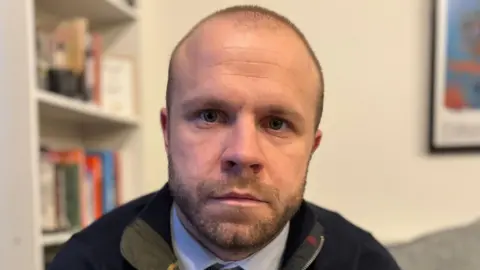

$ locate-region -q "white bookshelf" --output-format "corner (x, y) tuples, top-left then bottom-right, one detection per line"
(37, 90), (139, 127)
(0, 0), (144, 269)
(36, 0), (137, 24)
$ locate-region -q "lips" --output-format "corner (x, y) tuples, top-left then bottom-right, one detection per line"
(212, 192), (263, 202)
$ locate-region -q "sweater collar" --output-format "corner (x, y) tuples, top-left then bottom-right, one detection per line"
(120, 183), (325, 270)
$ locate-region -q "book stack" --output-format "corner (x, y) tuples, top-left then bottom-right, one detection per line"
(39, 147), (122, 233)
(36, 17), (103, 105)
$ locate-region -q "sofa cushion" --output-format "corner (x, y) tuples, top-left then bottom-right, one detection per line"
(387, 219), (480, 270)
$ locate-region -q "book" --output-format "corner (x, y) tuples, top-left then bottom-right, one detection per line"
(86, 150), (117, 214)
(39, 147), (122, 233)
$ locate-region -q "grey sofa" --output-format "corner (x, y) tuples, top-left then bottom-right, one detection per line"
(387, 219), (480, 270)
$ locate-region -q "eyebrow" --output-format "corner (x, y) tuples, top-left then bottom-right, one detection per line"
(180, 95), (236, 112)
(180, 95), (305, 124)
(258, 104), (305, 124)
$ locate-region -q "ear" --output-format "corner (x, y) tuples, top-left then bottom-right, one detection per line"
(311, 129), (322, 154)
(160, 108), (169, 151)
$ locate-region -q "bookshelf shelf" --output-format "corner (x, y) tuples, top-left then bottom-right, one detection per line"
(37, 90), (139, 127)
(1, 0), (146, 269)
(35, 0), (136, 25)
(42, 230), (78, 247)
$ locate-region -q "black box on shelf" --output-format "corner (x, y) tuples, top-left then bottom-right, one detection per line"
(47, 69), (91, 101)
(124, 0), (136, 7)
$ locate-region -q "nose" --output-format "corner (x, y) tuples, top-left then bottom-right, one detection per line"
(221, 118), (264, 175)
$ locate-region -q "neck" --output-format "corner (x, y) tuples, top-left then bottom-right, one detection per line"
(174, 205), (256, 261)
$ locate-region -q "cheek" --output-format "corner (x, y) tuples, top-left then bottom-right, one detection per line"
(169, 121), (225, 178)
(264, 141), (310, 193)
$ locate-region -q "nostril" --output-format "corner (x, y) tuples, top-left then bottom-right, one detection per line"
(222, 160), (236, 170)
(250, 164), (262, 174)
(221, 158), (263, 174)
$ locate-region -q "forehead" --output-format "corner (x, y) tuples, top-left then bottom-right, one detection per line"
(171, 17), (319, 114)
(181, 17), (317, 78)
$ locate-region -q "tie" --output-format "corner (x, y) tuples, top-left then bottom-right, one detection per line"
(204, 263), (244, 270)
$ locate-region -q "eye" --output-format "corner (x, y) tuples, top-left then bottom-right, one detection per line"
(199, 109), (221, 123)
(267, 118), (288, 131)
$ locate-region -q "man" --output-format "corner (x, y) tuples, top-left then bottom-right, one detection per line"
(49, 5), (400, 270)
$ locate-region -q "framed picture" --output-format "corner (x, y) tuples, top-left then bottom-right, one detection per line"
(430, 0), (480, 152)
(101, 54), (137, 117)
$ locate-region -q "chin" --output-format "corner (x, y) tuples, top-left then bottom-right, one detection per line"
(203, 203), (273, 224)
(206, 222), (274, 250)
(196, 207), (281, 246)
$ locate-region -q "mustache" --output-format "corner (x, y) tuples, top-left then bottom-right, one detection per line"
(196, 176), (279, 203)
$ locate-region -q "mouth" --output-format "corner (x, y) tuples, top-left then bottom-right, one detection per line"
(210, 192), (265, 205)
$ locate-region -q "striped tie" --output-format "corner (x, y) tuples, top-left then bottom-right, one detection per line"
(204, 263), (244, 270)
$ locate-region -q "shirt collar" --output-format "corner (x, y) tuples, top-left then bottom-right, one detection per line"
(171, 205), (290, 270)
(120, 184), (325, 270)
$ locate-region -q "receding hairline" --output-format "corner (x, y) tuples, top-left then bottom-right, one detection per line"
(166, 5), (325, 128)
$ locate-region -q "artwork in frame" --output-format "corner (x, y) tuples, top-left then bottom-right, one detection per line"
(101, 54), (137, 118)
(430, 0), (480, 152)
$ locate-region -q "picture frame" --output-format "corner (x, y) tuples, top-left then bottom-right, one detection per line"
(101, 54), (138, 117)
(429, 0), (480, 153)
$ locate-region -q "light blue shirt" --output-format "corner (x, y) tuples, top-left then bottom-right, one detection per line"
(171, 205), (289, 270)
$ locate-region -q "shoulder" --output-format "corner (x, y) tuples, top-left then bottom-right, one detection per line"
(306, 202), (401, 270)
(307, 202), (371, 243)
(75, 192), (155, 245)
(48, 192), (156, 269)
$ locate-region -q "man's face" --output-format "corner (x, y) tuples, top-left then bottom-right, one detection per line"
(162, 18), (322, 251)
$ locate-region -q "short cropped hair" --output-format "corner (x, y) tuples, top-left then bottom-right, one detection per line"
(166, 5), (325, 129)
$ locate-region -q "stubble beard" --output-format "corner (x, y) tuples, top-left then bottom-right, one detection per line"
(167, 154), (306, 254)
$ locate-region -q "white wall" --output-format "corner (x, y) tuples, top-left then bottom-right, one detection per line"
(139, 0), (480, 244)
(138, 0), (169, 195)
